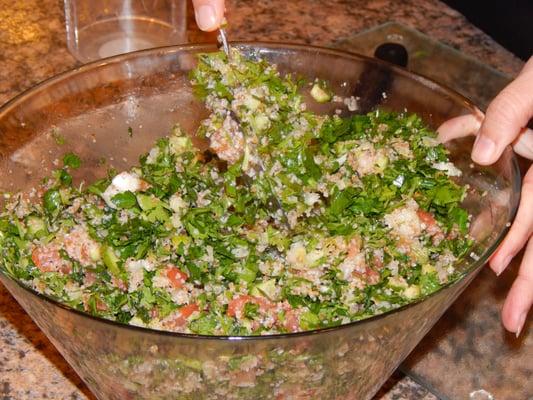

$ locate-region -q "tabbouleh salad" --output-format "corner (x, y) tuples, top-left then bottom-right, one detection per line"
(0, 48), (472, 336)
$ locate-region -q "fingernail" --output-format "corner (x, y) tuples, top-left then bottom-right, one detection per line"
(195, 5), (218, 31)
(496, 256), (512, 276)
(472, 135), (497, 164)
(516, 311), (527, 338)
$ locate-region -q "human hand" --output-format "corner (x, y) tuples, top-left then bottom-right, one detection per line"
(192, 0), (226, 32)
(473, 56), (533, 336)
(437, 57), (532, 335)
(438, 57), (533, 337)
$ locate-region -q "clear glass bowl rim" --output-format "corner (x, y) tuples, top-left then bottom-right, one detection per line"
(0, 41), (521, 341)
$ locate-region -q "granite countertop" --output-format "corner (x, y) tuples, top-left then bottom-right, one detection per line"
(0, 1), (524, 399)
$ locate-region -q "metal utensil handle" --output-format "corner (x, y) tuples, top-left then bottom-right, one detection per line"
(219, 28), (231, 58)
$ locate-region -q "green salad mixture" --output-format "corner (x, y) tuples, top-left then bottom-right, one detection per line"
(0, 49), (472, 335)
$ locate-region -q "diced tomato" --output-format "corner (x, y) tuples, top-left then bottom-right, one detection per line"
(227, 295), (272, 319)
(82, 294), (108, 312)
(209, 125), (245, 164)
(447, 230), (458, 240)
(417, 209), (438, 229)
(96, 298), (108, 311)
(346, 237), (361, 259)
(31, 245), (71, 274)
(417, 209), (444, 241)
(365, 267), (381, 285)
(282, 309), (300, 333)
(150, 307), (160, 319)
(227, 295), (252, 318)
(166, 303), (200, 330)
(84, 271), (97, 286)
(63, 227), (99, 266)
(111, 276), (128, 292)
(353, 267), (380, 285)
(166, 265), (188, 289)
(373, 254), (384, 269)
(179, 303), (199, 318)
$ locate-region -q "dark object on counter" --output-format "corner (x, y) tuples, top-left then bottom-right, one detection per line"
(374, 42), (409, 67)
(353, 42), (409, 113)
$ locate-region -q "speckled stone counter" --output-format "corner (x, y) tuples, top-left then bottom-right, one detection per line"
(0, 1), (525, 399)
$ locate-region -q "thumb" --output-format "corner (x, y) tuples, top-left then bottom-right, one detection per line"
(472, 56), (533, 165)
(192, 0), (225, 32)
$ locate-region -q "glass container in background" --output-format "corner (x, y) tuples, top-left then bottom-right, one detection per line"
(64, 0), (187, 63)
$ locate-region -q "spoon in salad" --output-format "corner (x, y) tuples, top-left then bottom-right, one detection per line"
(219, 28), (231, 57)
(218, 29), (291, 229)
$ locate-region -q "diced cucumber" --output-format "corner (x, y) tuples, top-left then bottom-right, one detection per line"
(171, 234), (191, 247)
(250, 279), (277, 301)
(413, 247), (429, 264)
(376, 155), (389, 171)
(13, 218), (26, 238)
(169, 194), (187, 213)
(403, 285), (421, 299)
(251, 114), (270, 133)
(387, 276), (407, 290)
(422, 264), (436, 274)
(310, 83), (331, 103)
(299, 310), (320, 330)
(59, 188), (72, 204)
(136, 194), (158, 211)
(26, 216), (47, 238)
(102, 244), (121, 277)
(238, 264), (257, 284)
(244, 95), (261, 111)
(89, 244), (101, 262)
(146, 206), (169, 223)
(169, 135), (192, 154)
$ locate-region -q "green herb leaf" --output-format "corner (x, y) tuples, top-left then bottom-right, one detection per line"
(111, 191), (137, 209)
(43, 189), (62, 216)
(63, 152), (81, 169)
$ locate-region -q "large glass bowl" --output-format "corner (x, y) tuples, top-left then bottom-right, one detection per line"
(0, 43), (520, 400)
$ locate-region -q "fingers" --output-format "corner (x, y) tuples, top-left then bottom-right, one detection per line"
(437, 114), (533, 159)
(490, 165), (533, 274)
(192, 0), (225, 32)
(472, 57), (533, 165)
(512, 127), (533, 159)
(501, 237), (533, 336)
(437, 111), (483, 143)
